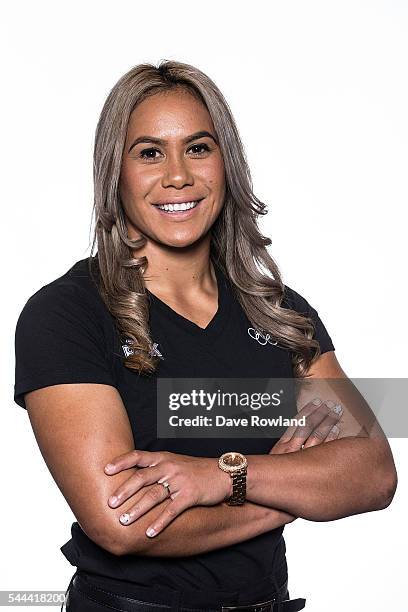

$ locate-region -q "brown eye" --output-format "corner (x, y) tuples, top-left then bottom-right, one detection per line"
(188, 143), (210, 155)
(140, 148), (162, 161)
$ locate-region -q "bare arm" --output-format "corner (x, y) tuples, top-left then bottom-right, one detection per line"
(245, 352), (398, 521)
(25, 383), (293, 557)
(246, 437), (395, 520)
(124, 497), (295, 556)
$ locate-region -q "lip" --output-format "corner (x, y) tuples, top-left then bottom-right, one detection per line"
(151, 198), (205, 219)
(152, 197), (205, 206)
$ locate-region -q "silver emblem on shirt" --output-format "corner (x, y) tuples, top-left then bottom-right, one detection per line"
(150, 342), (164, 359)
(247, 327), (279, 347)
(121, 338), (164, 359)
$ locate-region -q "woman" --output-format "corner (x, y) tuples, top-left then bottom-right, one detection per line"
(14, 60), (397, 611)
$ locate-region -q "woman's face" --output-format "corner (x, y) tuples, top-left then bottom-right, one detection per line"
(119, 88), (226, 248)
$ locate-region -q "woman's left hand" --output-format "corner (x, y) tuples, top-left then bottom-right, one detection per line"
(104, 450), (232, 536)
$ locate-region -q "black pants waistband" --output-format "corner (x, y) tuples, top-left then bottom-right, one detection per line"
(65, 570), (306, 611)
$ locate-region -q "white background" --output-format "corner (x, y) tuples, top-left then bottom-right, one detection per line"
(1, 1), (407, 610)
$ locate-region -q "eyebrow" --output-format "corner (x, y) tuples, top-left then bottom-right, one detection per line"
(127, 130), (218, 153)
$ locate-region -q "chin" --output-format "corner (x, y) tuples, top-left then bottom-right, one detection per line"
(157, 231), (206, 249)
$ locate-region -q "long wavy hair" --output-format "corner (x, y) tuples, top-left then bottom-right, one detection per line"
(88, 60), (321, 378)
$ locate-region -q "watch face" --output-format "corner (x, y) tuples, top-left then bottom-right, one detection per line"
(224, 452), (244, 467)
(219, 452), (247, 473)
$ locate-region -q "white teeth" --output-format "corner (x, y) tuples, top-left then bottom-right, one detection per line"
(155, 200), (199, 212)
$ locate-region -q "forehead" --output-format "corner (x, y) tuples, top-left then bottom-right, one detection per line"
(126, 89), (214, 138)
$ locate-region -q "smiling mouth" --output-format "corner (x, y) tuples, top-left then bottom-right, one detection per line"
(152, 198), (204, 213)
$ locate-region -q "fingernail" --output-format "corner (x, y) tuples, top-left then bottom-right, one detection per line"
(325, 400), (336, 409)
(119, 513), (130, 524)
(146, 528), (156, 537)
(312, 398), (322, 406)
(332, 404), (343, 415)
(109, 496), (118, 506)
(105, 464), (115, 472)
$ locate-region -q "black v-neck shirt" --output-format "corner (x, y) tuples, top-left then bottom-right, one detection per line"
(14, 255), (335, 597)
(146, 262), (230, 339)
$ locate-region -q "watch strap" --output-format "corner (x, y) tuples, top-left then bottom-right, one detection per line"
(227, 466), (247, 505)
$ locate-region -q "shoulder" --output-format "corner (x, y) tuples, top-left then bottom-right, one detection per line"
(280, 283), (336, 355)
(280, 283), (315, 315)
(18, 256), (106, 322)
(15, 257), (115, 345)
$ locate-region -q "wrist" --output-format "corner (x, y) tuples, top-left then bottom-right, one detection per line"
(218, 452), (248, 505)
(218, 461), (233, 499)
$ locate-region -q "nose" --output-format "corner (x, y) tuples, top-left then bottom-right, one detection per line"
(161, 151), (194, 189)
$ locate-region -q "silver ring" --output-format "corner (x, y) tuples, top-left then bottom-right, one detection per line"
(159, 480), (171, 496)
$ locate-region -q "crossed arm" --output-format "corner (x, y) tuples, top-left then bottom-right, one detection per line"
(25, 352), (397, 558)
(108, 434), (394, 557)
(115, 495), (296, 557)
(241, 353), (397, 521)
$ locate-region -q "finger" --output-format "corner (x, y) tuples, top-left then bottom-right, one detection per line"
(108, 465), (165, 507)
(118, 484), (171, 525)
(302, 408), (343, 448)
(272, 398), (332, 452)
(145, 494), (188, 537)
(290, 400), (341, 445)
(272, 401), (340, 453)
(317, 405), (343, 435)
(324, 424), (341, 442)
(105, 450), (164, 474)
(302, 427), (328, 448)
(278, 398), (324, 444)
(304, 405), (343, 446)
(276, 423), (298, 445)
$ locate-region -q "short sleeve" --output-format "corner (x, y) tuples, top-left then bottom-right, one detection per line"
(14, 283), (116, 410)
(282, 285), (335, 355)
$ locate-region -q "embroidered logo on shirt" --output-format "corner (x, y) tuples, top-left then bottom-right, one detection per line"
(121, 338), (133, 357)
(150, 342), (164, 359)
(247, 327), (279, 347)
(121, 338), (164, 360)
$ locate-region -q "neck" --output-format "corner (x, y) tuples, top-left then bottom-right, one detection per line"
(133, 236), (217, 299)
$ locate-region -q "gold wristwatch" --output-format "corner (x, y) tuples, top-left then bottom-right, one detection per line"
(218, 452), (248, 505)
